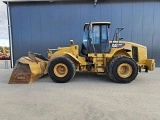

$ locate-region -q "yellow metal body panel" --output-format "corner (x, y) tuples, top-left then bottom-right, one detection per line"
(111, 41), (147, 62)
(146, 59), (155, 71)
(87, 47), (131, 73)
(46, 44), (87, 73)
(47, 39), (155, 74)
(110, 41), (155, 70)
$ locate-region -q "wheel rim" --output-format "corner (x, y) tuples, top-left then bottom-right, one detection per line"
(54, 63), (68, 77)
(117, 63), (132, 78)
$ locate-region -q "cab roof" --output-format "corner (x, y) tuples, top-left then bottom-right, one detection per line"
(85, 22), (111, 25)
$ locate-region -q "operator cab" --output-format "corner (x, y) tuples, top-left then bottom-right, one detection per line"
(81, 22), (111, 56)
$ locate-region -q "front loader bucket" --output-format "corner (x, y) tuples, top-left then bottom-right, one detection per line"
(9, 55), (48, 84)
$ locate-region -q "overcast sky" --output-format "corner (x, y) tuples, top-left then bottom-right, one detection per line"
(0, 0), (9, 47)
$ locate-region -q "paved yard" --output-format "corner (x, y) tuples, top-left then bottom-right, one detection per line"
(0, 60), (160, 120)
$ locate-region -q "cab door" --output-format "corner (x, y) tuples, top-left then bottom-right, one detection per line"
(91, 24), (110, 53)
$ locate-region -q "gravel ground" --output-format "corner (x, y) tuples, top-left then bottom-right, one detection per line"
(0, 60), (160, 120)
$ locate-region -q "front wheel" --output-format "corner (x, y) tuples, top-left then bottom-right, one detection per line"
(108, 56), (138, 83)
(48, 56), (76, 83)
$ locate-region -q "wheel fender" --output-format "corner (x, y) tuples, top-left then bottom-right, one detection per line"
(44, 52), (81, 74)
(113, 49), (131, 57)
(64, 52), (81, 64)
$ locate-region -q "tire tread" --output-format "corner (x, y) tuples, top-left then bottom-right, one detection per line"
(48, 56), (76, 83)
(108, 56), (138, 83)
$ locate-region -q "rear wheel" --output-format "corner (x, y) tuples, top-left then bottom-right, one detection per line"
(48, 56), (76, 83)
(108, 56), (138, 83)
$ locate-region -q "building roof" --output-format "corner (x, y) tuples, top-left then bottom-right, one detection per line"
(3, 0), (96, 3)
(3, 0), (157, 4)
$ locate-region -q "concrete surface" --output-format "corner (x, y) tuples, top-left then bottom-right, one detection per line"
(0, 60), (160, 120)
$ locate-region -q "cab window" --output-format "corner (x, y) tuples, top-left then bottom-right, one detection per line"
(92, 25), (100, 44)
(101, 25), (107, 41)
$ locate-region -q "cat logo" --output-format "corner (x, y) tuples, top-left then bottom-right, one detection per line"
(111, 43), (125, 48)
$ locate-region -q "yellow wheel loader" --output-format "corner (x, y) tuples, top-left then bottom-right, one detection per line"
(9, 22), (155, 84)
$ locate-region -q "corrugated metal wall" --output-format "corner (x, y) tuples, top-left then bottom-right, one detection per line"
(9, 1), (160, 66)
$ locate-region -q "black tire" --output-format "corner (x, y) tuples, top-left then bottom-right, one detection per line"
(107, 59), (119, 83)
(106, 60), (112, 78)
(108, 56), (138, 83)
(48, 56), (76, 83)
